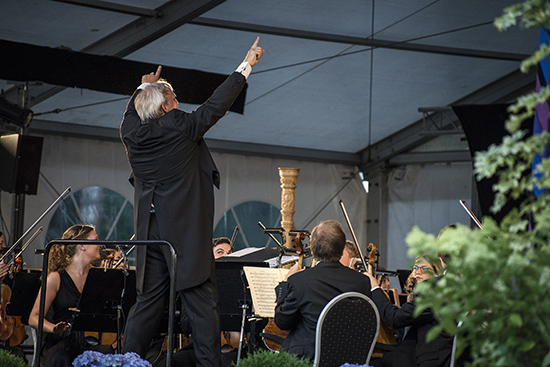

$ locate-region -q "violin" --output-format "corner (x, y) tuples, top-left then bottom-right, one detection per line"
(366, 243), (378, 276)
(338, 200), (396, 349)
(3, 223), (49, 347)
(13, 256), (23, 273)
(364, 243), (396, 348)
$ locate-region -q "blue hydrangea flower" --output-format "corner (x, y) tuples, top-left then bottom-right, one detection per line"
(73, 351), (152, 367)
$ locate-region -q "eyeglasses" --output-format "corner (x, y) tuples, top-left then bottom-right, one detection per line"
(412, 265), (432, 273)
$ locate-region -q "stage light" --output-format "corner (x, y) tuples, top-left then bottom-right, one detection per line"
(359, 171), (369, 194)
(0, 97), (33, 128)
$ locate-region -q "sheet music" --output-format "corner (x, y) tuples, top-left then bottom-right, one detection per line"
(225, 247), (264, 257)
(243, 266), (289, 318)
(264, 255), (299, 268)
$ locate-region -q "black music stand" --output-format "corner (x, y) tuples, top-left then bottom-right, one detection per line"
(215, 260), (269, 357)
(397, 269), (412, 292)
(71, 268), (137, 352)
(5, 270), (42, 324)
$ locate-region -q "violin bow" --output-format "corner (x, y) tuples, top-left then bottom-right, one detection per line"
(459, 200), (483, 229)
(1, 187), (71, 263)
(113, 234), (136, 269)
(230, 226), (240, 248)
(11, 227), (42, 267)
(338, 199), (367, 271)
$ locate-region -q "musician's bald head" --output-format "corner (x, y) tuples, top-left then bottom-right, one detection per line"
(311, 220), (346, 263)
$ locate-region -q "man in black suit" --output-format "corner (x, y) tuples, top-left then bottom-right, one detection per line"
(120, 38), (264, 367)
(274, 220), (372, 359)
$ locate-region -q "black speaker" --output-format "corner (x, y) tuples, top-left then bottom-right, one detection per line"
(0, 134), (43, 195)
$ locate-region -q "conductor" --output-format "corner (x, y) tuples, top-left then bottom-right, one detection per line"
(120, 38), (265, 366)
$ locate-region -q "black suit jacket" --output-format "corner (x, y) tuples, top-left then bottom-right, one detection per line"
(371, 288), (453, 367)
(274, 261), (372, 359)
(120, 72), (246, 291)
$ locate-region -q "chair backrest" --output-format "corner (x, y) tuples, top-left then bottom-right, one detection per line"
(313, 292), (380, 367)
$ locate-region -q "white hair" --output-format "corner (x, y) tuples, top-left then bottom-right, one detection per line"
(134, 81), (173, 121)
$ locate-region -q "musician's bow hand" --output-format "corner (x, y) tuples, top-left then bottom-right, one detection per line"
(283, 262), (303, 282)
(53, 322), (70, 337)
(364, 272), (379, 289)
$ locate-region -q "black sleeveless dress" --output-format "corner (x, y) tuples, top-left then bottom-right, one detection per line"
(40, 271), (111, 367)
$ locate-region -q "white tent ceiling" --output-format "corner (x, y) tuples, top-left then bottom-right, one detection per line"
(0, 0), (539, 169)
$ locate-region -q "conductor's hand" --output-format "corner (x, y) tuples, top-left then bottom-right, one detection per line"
(141, 65), (162, 84)
(244, 37), (265, 67)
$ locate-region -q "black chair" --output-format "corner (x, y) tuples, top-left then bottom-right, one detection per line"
(313, 292), (380, 367)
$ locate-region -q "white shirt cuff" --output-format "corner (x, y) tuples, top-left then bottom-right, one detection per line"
(235, 62), (251, 79)
(371, 286), (381, 292)
(138, 82), (150, 90)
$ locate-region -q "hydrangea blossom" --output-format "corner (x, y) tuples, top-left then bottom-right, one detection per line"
(73, 351), (152, 367)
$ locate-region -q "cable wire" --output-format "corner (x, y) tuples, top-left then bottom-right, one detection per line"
(367, 0), (375, 161)
(254, 20), (495, 75)
(34, 96), (128, 117)
(247, 3), (493, 105)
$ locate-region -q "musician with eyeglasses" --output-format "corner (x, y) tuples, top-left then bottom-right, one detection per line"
(365, 256), (453, 367)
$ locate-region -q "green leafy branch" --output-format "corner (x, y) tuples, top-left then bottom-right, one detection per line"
(407, 1), (550, 366)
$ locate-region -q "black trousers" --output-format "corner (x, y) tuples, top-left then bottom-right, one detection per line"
(123, 214), (221, 367)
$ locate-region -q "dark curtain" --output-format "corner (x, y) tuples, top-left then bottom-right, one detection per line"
(0, 39), (247, 114)
(453, 104), (531, 225)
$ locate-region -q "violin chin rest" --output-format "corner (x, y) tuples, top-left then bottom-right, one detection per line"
(84, 335), (100, 347)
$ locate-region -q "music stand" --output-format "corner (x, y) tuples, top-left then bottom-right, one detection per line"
(397, 269), (412, 293)
(215, 260), (269, 358)
(71, 268), (136, 352)
(216, 261), (258, 331)
(5, 270), (42, 324)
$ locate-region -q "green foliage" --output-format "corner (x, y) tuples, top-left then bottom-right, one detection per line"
(406, 1), (550, 366)
(494, 0), (550, 31)
(0, 349), (28, 367)
(231, 350), (312, 367)
(408, 221), (550, 367)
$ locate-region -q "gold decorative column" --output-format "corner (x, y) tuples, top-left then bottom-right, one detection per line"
(279, 167), (300, 248)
